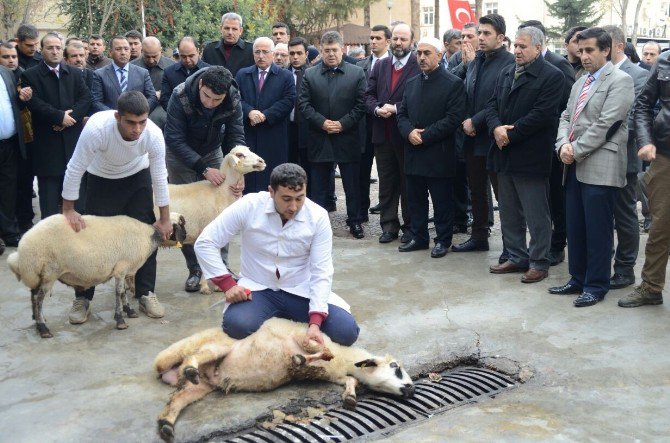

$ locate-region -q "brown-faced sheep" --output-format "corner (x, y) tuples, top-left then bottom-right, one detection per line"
(7, 213), (186, 338)
(153, 318), (415, 442)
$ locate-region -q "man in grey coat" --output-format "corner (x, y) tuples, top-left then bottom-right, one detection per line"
(298, 31), (367, 239)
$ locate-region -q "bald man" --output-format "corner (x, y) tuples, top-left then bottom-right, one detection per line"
(132, 36), (174, 128)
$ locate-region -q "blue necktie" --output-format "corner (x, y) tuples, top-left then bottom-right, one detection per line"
(118, 68), (127, 92)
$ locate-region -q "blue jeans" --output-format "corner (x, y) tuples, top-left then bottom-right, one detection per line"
(222, 289), (360, 346)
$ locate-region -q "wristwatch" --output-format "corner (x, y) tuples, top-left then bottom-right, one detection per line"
(202, 167), (210, 177)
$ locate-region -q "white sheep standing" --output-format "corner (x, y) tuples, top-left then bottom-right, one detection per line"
(153, 318), (415, 442)
(154, 145), (265, 294)
(7, 213), (186, 338)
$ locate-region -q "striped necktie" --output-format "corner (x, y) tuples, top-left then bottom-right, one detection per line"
(569, 74), (595, 142)
(118, 68), (127, 92)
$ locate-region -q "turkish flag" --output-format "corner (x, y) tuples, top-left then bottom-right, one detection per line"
(448, 0), (475, 30)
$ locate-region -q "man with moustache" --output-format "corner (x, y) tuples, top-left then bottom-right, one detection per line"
(160, 36), (210, 110)
(64, 41), (94, 90)
(447, 22), (477, 78)
(273, 43), (290, 69)
(202, 12), (254, 77)
(365, 23), (420, 244)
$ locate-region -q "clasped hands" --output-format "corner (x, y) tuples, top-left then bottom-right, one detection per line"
(322, 119), (343, 134)
(248, 110), (266, 126)
(53, 109), (76, 132)
(493, 125), (514, 149)
(376, 103), (396, 118)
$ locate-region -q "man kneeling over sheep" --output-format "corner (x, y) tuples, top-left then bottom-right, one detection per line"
(195, 163), (359, 346)
(60, 91), (173, 324)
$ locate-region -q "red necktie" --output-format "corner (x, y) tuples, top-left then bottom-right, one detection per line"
(569, 74), (595, 142)
(258, 70), (266, 92)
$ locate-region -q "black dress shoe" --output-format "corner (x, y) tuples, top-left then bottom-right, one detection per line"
(369, 203), (381, 214)
(609, 273), (635, 290)
(400, 231), (412, 243)
(498, 247), (509, 264)
(573, 292), (604, 307)
(379, 232), (398, 243)
(453, 224), (468, 234)
(185, 269), (203, 292)
(452, 238), (489, 252)
(431, 242), (450, 258)
(548, 249), (565, 266)
(398, 239), (429, 252)
(548, 282), (582, 295)
(350, 224), (365, 239)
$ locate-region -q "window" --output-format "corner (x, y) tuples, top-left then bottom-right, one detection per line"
(485, 2), (498, 14)
(422, 6), (434, 25)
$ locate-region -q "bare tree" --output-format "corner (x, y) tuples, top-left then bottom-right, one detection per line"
(434, 0), (440, 38)
(631, 0), (644, 46)
(411, 0), (420, 36)
(612, 0), (630, 39)
(475, 0), (482, 18)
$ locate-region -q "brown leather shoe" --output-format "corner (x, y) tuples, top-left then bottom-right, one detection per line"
(521, 268), (549, 283)
(489, 260), (529, 274)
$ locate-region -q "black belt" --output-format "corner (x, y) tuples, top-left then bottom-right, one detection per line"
(0, 134), (17, 145)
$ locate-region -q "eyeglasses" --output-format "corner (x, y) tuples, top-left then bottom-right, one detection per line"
(254, 50), (272, 55)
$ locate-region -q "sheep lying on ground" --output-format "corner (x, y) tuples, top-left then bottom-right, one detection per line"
(153, 318), (415, 442)
(7, 213), (186, 338)
(156, 145), (265, 294)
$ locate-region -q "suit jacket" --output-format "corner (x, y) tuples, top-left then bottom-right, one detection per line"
(131, 55), (175, 91)
(556, 62), (634, 188)
(0, 66), (26, 158)
(160, 59), (210, 110)
(364, 54), (421, 147)
(485, 55), (565, 177)
(202, 38), (254, 77)
(634, 51), (670, 158)
(397, 68), (466, 177)
(618, 58), (650, 173)
(91, 63), (158, 113)
(544, 49), (575, 113)
(20, 62), (91, 176)
(298, 61), (366, 163)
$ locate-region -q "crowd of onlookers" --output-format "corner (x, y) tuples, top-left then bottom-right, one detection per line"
(1, 11), (670, 314)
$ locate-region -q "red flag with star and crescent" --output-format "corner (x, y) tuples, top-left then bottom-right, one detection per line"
(448, 0), (476, 29)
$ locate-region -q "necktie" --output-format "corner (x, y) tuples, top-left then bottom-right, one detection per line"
(50, 67), (59, 79)
(569, 74), (595, 142)
(394, 60), (403, 70)
(118, 68), (127, 92)
(291, 69), (303, 122)
(258, 70), (266, 92)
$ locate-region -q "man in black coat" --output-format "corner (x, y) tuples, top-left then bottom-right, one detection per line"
(15, 24), (42, 70)
(287, 37), (311, 189)
(202, 12), (254, 77)
(298, 31), (367, 239)
(453, 14), (515, 254)
(20, 33), (90, 219)
(397, 37), (466, 258)
(160, 36), (210, 110)
(485, 26), (564, 283)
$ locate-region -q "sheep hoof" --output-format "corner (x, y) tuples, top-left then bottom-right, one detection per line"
(123, 304), (138, 318)
(158, 419), (174, 442)
(36, 323), (53, 338)
(292, 354), (306, 366)
(199, 287), (212, 295)
(184, 366), (200, 385)
(114, 313), (128, 330)
(343, 395), (357, 410)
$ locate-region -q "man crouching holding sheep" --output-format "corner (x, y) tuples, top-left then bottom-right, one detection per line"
(195, 163), (359, 346)
(61, 91), (173, 323)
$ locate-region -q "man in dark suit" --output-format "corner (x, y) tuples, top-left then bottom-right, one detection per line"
(486, 26), (564, 283)
(0, 65), (28, 248)
(131, 36), (174, 129)
(365, 23), (419, 244)
(551, 27), (634, 307)
(64, 41), (94, 91)
(453, 14), (515, 254)
(603, 25), (650, 290)
(298, 31), (367, 239)
(235, 37), (295, 193)
(20, 33), (91, 219)
(397, 37), (465, 258)
(91, 36), (157, 114)
(15, 24), (42, 70)
(287, 37), (310, 185)
(202, 12), (254, 77)
(160, 36), (210, 110)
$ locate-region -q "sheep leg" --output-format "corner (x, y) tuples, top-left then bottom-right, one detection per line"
(292, 348), (335, 366)
(342, 376), (359, 410)
(32, 287), (53, 338)
(121, 290), (138, 318)
(180, 342), (232, 385)
(114, 277), (128, 330)
(198, 278), (212, 295)
(157, 381), (214, 442)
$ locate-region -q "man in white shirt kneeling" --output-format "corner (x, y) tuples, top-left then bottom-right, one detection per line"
(195, 163), (359, 346)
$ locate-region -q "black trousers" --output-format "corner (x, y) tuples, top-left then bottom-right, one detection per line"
(312, 161), (361, 225)
(549, 153), (567, 252)
(453, 159), (470, 226)
(288, 122), (312, 199)
(375, 141), (409, 234)
(15, 144), (34, 227)
(358, 125), (375, 219)
(406, 174), (454, 246)
(76, 169), (157, 300)
(0, 136), (20, 240)
(465, 150), (498, 241)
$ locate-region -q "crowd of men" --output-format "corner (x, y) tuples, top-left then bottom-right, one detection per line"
(2, 12), (670, 326)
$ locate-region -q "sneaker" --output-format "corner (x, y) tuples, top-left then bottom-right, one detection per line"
(69, 297), (91, 324)
(618, 285), (663, 308)
(139, 292), (165, 318)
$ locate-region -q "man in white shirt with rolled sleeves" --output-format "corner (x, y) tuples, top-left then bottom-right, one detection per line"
(195, 163), (359, 346)
(61, 91), (172, 324)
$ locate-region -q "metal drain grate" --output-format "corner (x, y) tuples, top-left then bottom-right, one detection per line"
(219, 366), (516, 442)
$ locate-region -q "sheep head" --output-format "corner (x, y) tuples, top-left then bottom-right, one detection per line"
(225, 145), (266, 175)
(352, 356), (415, 398)
(162, 213), (187, 248)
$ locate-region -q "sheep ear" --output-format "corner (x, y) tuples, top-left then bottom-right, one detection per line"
(354, 359), (378, 368)
(178, 215), (185, 227)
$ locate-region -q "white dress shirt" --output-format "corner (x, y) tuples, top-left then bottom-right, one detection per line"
(195, 192), (350, 315)
(0, 75), (16, 140)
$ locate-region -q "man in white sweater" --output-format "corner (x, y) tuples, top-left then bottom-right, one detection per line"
(61, 91), (172, 324)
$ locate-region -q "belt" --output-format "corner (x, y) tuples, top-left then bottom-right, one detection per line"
(0, 134), (17, 145)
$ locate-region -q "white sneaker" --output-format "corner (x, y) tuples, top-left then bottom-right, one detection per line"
(69, 297), (91, 324)
(139, 292), (165, 318)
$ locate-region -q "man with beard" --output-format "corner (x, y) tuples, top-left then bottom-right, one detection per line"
(364, 23), (419, 244)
